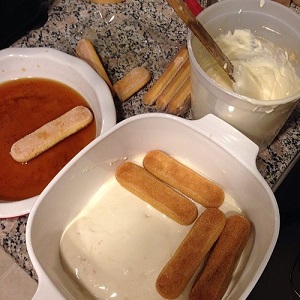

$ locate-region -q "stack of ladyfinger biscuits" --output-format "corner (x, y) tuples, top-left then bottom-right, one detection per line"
(143, 47), (191, 116)
(76, 39), (192, 116)
(115, 150), (252, 300)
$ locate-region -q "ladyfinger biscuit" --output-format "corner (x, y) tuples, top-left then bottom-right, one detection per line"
(143, 150), (224, 208)
(10, 106), (93, 163)
(190, 215), (252, 300)
(156, 208), (226, 299)
(143, 47), (189, 105)
(76, 39), (115, 96)
(273, 0), (291, 6)
(166, 77), (191, 115)
(113, 67), (151, 102)
(115, 162), (198, 225)
(156, 59), (190, 110)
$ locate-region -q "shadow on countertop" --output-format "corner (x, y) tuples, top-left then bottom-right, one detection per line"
(248, 159), (300, 299)
(0, 0), (48, 49)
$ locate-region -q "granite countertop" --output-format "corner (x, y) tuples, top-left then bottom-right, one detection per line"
(0, 0), (299, 281)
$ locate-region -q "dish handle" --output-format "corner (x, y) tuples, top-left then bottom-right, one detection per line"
(186, 114), (260, 173)
(32, 278), (65, 300)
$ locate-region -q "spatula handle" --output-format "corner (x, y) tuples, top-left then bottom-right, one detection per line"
(167, 0), (235, 81)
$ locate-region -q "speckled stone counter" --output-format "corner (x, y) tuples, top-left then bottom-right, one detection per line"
(0, 0), (299, 281)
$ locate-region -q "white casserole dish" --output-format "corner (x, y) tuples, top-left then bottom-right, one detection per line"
(26, 113), (279, 299)
(0, 47), (116, 218)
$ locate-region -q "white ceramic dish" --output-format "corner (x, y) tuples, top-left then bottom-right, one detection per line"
(0, 47), (116, 218)
(26, 113), (279, 300)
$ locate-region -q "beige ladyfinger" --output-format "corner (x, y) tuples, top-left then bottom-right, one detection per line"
(166, 75), (191, 115)
(272, 0), (291, 6)
(75, 39), (115, 96)
(155, 59), (190, 110)
(10, 106), (93, 163)
(113, 67), (151, 102)
(156, 208), (226, 299)
(190, 215), (252, 300)
(143, 150), (224, 208)
(143, 47), (189, 105)
(115, 161), (198, 225)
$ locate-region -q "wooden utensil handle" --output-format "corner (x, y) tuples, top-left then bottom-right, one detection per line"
(167, 0), (235, 81)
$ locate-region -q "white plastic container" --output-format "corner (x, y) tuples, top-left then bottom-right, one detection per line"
(187, 0), (300, 151)
(26, 113), (279, 300)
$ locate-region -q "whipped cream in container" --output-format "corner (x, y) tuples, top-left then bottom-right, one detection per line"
(188, 0), (300, 151)
(201, 29), (300, 101)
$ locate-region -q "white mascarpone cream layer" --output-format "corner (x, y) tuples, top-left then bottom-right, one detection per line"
(60, 171), (241, 299)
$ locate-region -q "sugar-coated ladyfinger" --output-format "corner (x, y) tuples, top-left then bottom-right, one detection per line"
(76, 39), (115, 96)
(143, 47), (189, 105)
(143, 150), (224, 208)
(155, 59), (190, 110)
(115, 162), (198, 225)
(190, 214), (252, 300)
(156, 208), (226, 299)
(113, 67), (151, 102)
(166, 77), (191, 115)
(10, 106), (93, 163)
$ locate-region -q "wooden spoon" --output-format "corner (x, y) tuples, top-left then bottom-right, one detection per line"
(167, 0), (235, 81)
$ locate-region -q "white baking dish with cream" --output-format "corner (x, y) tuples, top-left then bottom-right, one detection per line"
(26, 113), (279, 299)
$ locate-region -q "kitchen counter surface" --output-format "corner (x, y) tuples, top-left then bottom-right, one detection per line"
(0, 0), (299, 281)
